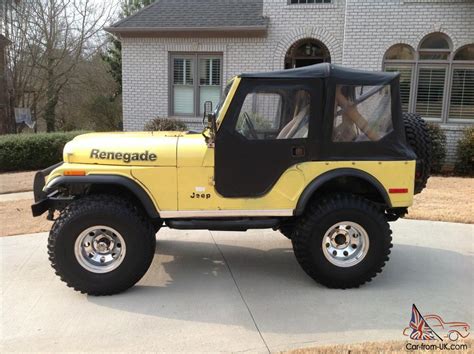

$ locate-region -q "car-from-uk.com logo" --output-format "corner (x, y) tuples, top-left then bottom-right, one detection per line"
(403, 304), (470, 351)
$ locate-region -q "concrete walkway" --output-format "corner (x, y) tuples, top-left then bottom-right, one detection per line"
(0, 191), (34, 202)
(1, 220), (473, 352)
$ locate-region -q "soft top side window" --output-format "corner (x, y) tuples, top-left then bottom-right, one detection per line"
(235, 88), (311, 140)
(332, 85), (393, 143)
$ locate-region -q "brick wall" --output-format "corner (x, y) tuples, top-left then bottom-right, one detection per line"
(342, 0), (474, 70)
(120, 0), (473, 166)
(341, 0), (474, 166)
(121, 37), (271, 131)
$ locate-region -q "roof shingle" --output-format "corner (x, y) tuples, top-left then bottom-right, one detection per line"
(107, 0), (267, 33)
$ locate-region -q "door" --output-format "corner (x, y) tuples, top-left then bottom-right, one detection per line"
(215, 78), (322, 198)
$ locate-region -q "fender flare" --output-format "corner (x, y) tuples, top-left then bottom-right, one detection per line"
(294, 168), (391, 216)
(44, 175), (160, 219)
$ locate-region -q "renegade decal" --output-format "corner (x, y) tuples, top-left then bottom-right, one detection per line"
(90, 149), (157, 163)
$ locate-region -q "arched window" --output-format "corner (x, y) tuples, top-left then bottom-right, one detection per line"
(454, 45), (474, 61)
(383, 33), (473, 122)
(415, 33), (452, 119)
(419, 33), (451, 60)
(383, 44), (415, 112)
(450, 44), (474, 120)
(285, 38), (331, 69)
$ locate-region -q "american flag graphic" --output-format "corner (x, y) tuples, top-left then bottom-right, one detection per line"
(409, 304), (442, 341)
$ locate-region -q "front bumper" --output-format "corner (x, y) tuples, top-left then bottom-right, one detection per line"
(31, 162), (63, 217)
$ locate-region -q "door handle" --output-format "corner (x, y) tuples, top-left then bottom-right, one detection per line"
(292, 146), (305, 158)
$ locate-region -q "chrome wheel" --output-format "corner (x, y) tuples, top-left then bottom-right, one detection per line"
(74, 226), (126, 273)
(322, 221), (369, 268)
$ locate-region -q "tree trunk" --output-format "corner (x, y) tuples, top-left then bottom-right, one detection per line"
(44, 64), (58, 132)
(0, 39), (15, 134)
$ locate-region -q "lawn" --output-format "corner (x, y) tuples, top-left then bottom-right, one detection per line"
(0, 175), (472, 237)
(0, 171), (36, 194)
(0, 199), (53, 236)
(406, 177), (473, 224)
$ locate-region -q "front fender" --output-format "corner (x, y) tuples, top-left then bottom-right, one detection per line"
(32, 174), (160, 219)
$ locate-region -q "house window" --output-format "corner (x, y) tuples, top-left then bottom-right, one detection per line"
(383, 34), (474, 122)
(416, 67), (447, 119)
(450, 46), (474, 120)
(289, 0), (332, 4)
(285, 38), (331, 69)
(171, 54), (222, 116)
(384, 44), (415, 113)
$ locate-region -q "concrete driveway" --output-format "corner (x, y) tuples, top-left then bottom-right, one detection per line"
(1, 219), (473, 352)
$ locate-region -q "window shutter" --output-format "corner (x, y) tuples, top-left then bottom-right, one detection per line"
(199, 58), (221, 114)
(415, 67), (446, 119)
(449, 68), (474, 120)
(173, 58), (194, 114)
(385, 65), (412, 112)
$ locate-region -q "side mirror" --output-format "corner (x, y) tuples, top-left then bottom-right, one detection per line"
(203, 100), (216, 130)
(202, 101), (217, 147)
(204, 101), (213, 116)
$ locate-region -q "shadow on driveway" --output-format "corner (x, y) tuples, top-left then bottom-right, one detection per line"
(88, 238), (473, 338)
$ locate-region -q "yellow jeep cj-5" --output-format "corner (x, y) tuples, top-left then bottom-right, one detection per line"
(32, 63), (432, 295)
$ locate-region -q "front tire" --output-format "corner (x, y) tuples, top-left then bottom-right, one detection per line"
(48, 195), (156, 295)
(292, 194), (392, 289)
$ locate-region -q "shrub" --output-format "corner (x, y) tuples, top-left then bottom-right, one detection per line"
(426, 123), (447, 174)
(144, 117), (187, 132)
(454, 126), (474, 176)
(0, 131), (87, 172)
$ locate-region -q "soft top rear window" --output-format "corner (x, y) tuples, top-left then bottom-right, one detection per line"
(332, 85), (393, 143)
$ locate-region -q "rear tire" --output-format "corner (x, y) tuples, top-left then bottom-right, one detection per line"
(403, 113), (432, 194)
(48, 194), (156, 295)
(279, 223), (295, 239)
(292, 194), (392, 289)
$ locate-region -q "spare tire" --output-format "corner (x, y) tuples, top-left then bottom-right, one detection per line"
(403, 113), (432, 194)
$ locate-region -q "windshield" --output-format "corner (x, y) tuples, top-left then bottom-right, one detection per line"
(215, 79), (234, 121)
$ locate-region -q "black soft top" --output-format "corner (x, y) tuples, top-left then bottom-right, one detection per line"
(241, 63), (398, 86)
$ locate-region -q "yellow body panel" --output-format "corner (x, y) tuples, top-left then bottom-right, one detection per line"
(177, 134), (214, 167)
(176, 158), (415, 212)
(131, 167), (178, 211)
(47, 132), (415, 217)
(63, 132), (181, 167)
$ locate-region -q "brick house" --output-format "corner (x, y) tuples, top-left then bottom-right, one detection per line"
(106, 0), (474, 166)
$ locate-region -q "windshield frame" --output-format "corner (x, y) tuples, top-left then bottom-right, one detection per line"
(214, 78), (240, 128)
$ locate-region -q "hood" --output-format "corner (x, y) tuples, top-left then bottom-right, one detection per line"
(64, 132), (185, 166)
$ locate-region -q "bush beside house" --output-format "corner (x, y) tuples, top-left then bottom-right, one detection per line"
(454, 127), (474, 176)
(144, 117), (187, 132)
(0, 131), (87, 172)
(427, 123), (447, 174)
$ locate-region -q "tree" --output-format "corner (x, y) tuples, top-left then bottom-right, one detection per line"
(4, 0), (116, 132)
(102, 0), (156, 96)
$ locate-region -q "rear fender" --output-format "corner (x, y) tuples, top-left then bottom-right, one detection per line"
(294, 168), (391, 216)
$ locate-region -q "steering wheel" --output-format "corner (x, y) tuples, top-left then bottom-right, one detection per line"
(243, 112), (258, 140)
